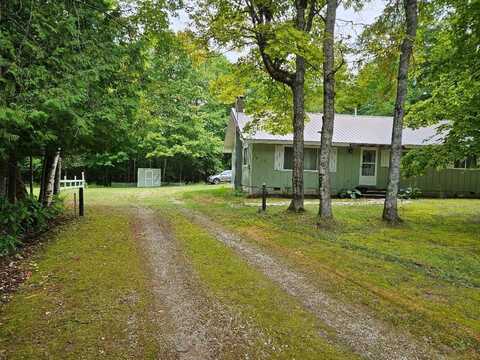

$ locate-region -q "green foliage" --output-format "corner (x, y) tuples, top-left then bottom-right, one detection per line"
(0, 197), (63, 255)
(398, 187), (422, 200)
(134, 32), (233, 180)
(338, 188), (362, 199)
(405, 0), (480, 163)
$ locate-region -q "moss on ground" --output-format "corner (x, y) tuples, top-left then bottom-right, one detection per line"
(159, 205), (360, 360)
(181, 188), (480, 359)
(3, 186), (478, 359)
(0, 207), (164, 359)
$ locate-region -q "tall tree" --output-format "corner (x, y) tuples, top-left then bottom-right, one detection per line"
(402, 0), (480, 174)
(383, 0), (418, 223)
(318, 0), (337, 219)
(193, 0), (324, 212)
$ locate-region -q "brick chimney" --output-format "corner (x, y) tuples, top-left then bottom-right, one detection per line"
(235, 96), (245, 113)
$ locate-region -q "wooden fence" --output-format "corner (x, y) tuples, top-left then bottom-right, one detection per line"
(60, 172), (86, 191)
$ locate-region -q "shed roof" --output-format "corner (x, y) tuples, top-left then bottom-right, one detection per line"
(231, 109), (445, 147)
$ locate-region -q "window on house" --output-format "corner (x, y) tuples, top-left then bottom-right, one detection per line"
(283, 147), (293, 169)
(454, 155), (478, 169)
(283, 147), (317, 170)
(243, 147), (248, 166)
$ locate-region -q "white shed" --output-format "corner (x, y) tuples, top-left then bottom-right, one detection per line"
(137, 168), (161, 187)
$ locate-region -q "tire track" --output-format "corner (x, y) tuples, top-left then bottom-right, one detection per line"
(177, 206), (445, 360)
(134, 206), (266, 360)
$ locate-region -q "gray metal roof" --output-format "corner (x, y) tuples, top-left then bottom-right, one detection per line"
(233, 110), (446, 146)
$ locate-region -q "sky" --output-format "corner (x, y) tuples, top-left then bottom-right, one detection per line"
(169, 0), (386, 63)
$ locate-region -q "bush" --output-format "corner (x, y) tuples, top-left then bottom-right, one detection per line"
(399, 187), (422, 199)
(0, 197), (63, 255)
(338, 188), (362, 199)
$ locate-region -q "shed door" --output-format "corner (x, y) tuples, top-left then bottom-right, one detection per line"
(359, 148), (377, 186)
(145, 169), (154, 187)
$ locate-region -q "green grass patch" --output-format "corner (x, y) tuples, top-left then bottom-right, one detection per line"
(0, 207), (162, 359)
(181, 188), (480, 358)
(158, 204), (360, 360)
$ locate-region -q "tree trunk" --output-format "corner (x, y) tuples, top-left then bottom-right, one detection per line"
(38, 151), (48, 202)
(54, 155), (61, 195)
(163, 158), (167, 182)
(7, 152), (17, 204)
(287, 2), (307, 212)
(42, 149), (60, 207)
(133, 159), (137, 183)
(383, 0), (417, 223)
(0, 157), (7, 198)
(15, 165), (27, 201)
(29, 155), (34, 197)
(288, 79), (306, 212)
(318, 0), (337, 220)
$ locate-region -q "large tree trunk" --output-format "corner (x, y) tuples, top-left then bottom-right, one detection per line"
(383, 0), (418, 223)
(287, 1), (307, 212)
(15, 165), (27, 201)
(318, 0), (337, 220)
(42, 149), (60, 207)
(288, 78), (305, 212)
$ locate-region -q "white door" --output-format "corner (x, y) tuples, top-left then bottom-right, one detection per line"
(359, 148), (378, 186)
(145, 169), (153, 187)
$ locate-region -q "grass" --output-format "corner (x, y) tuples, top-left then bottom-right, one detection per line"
(2, 185), (479, 359)
(181, 187), (480, 358)
(157, 203), (360, 360)
(0, 206), (163, 359)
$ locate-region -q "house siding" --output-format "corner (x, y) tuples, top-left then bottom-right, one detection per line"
(245, 143), (480, 197)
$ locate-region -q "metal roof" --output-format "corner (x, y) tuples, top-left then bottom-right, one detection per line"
(233, 110), (446, 146)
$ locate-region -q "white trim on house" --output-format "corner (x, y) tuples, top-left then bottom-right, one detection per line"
(329, 147), (337, 173)
(359, 147), (378, 186)
(274, 145), (284, 170)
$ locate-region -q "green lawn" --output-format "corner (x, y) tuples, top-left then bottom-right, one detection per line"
(157, 204), (360, 360)
(1, 185), (479, 359)
(0, 206), (167, 359)
(181, 187), (480, 358)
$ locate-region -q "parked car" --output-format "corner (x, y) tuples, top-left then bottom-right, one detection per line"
(208, 170), (232, 184)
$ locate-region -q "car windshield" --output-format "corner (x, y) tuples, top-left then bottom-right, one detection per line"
(221, 171), (231, 175)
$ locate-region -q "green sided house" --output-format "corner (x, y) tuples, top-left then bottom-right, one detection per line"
(224, 101), (480, 197)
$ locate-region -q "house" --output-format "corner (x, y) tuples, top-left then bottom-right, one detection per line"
(224, 99), (480, 197)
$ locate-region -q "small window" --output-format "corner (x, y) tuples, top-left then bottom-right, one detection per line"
(304, 148), (318, 171)
(283, 147), (317, 171)
(454, 155), (478, 169)
(283, 147), (294, 170)
(243, 147), (248, 166)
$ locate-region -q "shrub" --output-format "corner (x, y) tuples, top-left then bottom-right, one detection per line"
(399, 187), (422, 199)
(0, 197), (63, 255)
(338, 188), (362, 199)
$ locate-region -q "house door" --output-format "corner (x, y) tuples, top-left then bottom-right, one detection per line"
(359, 148), (377, 186)
(145, 169), (154, 187)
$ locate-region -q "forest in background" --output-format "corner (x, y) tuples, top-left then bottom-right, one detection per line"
(1, 0), (479, 248)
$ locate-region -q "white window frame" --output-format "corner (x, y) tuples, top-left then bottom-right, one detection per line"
(451, 156), (480, 170)
(329, 147), (337, 173)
